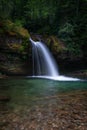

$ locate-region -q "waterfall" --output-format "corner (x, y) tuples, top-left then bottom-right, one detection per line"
(30, 38), (59, 76)
(29, 38), (80, 81)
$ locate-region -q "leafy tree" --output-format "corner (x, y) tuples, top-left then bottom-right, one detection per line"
(0, 0), (13, 19)
(0, 0), (87, 56)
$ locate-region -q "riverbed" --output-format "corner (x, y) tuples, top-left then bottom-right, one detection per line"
(0, 78), (87, 130)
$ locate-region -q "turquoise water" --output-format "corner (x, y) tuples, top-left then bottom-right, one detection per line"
(0, 78), (87, 107)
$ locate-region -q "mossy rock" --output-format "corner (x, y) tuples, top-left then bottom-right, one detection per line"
(46, 35), (66, 53)
(0, 20), (30, 39)
(7, 43), (28, 54)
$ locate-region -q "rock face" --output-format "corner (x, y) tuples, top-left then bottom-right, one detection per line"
(0, 34), (32, 75)
(0, 20), (32, 75)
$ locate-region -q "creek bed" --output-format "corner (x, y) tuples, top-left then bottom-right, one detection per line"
(0, 78), (87, 130)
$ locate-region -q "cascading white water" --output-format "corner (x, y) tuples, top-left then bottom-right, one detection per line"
(29, 38), (80, 81)
(30, 38), (59, 76)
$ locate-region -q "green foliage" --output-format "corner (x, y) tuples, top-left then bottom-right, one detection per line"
(0, 0), (87, 57)
(58, 22), (82, 56)
(0, 20), (30, 38)
(24, 0), (57, 31)
(14, 20), (23, 28)
(0, 0), (13, 19)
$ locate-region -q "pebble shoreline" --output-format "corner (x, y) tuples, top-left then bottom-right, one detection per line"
(0, 90), (87, 130)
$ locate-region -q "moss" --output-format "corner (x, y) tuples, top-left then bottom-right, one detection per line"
(46, 35), (66, 53)
(16, 27), (30, 38)
(7, 43), (22, 51)
(7, 42), (28, 55)
(0, 20), (30, 39)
